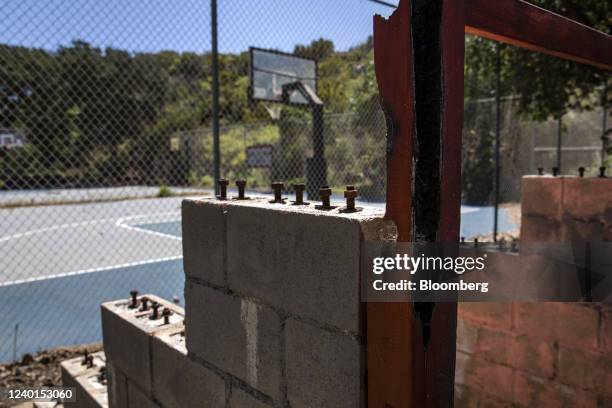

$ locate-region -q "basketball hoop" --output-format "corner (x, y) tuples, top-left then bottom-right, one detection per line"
(263, 102), (283, 121)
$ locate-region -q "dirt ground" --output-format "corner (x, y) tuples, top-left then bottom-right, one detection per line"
(0, 343), (102, 408)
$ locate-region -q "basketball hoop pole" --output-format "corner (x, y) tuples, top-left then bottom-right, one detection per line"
(282, 82), (328, 199)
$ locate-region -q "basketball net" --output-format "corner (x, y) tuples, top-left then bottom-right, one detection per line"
(263, 102), (283, 121)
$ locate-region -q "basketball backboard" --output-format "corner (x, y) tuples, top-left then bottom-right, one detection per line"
(249, 47), (317, 105)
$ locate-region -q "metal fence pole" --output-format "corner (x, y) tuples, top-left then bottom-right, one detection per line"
(493, 43), (501, 242)
(557, 115), (563, 172)
(211, 0), (221, 195)
(603, 82), (608, 166)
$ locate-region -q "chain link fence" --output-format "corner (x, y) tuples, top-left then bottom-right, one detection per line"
(0, 0), (393, 363)
(0, 1), (608, 363)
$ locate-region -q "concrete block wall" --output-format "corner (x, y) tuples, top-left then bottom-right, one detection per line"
(61, 351), (108, 407)
(182, 197), (395, 407)
(455, 175), (612, 407)
(101, 294), (220, 408)
(520, 175), (612, 243)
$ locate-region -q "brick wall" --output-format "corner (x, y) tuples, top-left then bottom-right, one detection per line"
(455, 175), (612, 407)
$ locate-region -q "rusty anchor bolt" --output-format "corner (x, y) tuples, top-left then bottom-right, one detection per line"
(292, 183), (308, 205)
(129, 290), (138, 309)
(579, 167), (585, 178)
(162, 308), (172, 325)
(150, 301), (160, 320)
(270, 182), (285, 203)
(341, 187), (362, 213)
(98, 366), (107, 384)
(599, 166), (607, 178)
(81, 351), (89, 365)
(217, 179), (229, 200)
(552, 167), (560, 176)
(235, 180), (248, 200)
(537, 167), (544, 175)
(140, 297), (149, 312)
(316, 187), (333, 210)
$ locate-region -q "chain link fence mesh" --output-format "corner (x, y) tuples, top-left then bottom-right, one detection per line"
(0, 1), (608, 362)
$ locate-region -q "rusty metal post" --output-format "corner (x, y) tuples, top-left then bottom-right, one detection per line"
(369, 0), (462, 406)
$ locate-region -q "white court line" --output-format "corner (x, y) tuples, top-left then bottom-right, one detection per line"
(0, 217), (118, 243)
(115, 211), (181, 241)
(0, 255), (184, 287)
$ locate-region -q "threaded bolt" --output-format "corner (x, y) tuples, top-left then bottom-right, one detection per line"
(578, 167), (585, 178)
(270, 182), (284, 203)
(86, 355), (94, 368)
(150, 302), (160, 319)
(140, 297), (149, 312)
(319, 187), (332, 208)
(129, 290), (138, 309)
(236, 180), (247, 199)
(82, 351), (89, 365)
(537, 167), (544, 175)
(599, 166), (606, 178)
(162, 308), (172, 325)
(217, 179), (229, 200)
(292, 184), (307, 205)
(552, 167), (559, 176)
(343, 188), (358, 212)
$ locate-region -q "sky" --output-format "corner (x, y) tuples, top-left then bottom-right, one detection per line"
(0, 0), (397, 55)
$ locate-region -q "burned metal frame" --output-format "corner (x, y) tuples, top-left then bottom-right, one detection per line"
(369, 0), (611, 407)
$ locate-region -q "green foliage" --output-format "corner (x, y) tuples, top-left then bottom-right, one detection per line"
(157, 185), (173, 197)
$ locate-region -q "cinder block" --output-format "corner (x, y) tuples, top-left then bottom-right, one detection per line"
(285, 318), (363, 408)
(106, 362), (127, 408)
(455, 319), (512, 366)
(557, 347), (612, 396)
(126, 381), (160, 408)
(151, 326), (226, 408)
(182, 199), (226, 286)
(225, 200), (392, 333)
(562, 177), (612, 221)
(454, 351), (513, 402)
(561, 218), (604, 242)
(185, 282), (282, 400)
(101, 295), (184, 394)
(521, 176), (563, 218)
(512, 371), (598, 408)
(229, 387), (271, 408)
(520, 215), (563, 243)
(61, 351), (108, 408)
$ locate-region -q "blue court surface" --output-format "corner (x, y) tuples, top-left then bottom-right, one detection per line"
(0, 204), (516, 362)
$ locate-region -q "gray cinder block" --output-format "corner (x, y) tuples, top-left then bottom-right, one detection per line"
(185, 282), (282, 400)
(182, 199), (226, 286)
(151, 326), (226, 408)
(126, 381), (160, 408)
(229, 387), (272, 408)
(106, 362), (127, 408)
(285, 319), (364, 408)
(101, 295), (184, 395)
(61, 351), (108, 408)
(224, 200), (393, 333)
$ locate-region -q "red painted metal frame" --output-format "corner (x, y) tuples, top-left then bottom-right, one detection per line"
(465, 0), (612, 71)
(369, 0), (611, 407)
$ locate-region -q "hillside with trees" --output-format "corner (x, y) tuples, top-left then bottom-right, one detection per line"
(1, 0), (608, 202)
